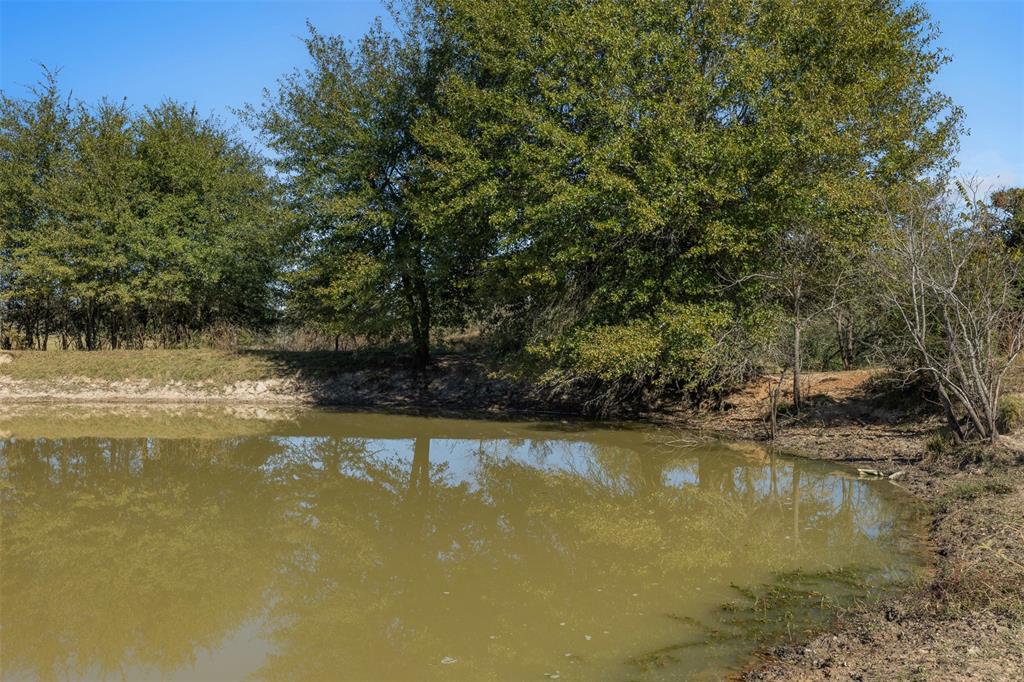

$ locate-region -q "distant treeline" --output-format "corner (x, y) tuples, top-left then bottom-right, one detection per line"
(0, 75), (278, 349)
(3, 1), (1024, 435)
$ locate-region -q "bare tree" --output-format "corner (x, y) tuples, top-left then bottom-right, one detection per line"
(873, 182), (1024, 444)
(722, 221), (856, 435)
(761, 223), (853, 413)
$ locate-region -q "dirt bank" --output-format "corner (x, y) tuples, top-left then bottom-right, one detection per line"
(690, 372), (1024, 682)
(0, 350), (557, 411)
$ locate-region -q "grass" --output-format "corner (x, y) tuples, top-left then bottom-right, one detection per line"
(0, 348), (413, 383)
(926, 467), (1024, 621)
(931, 474), (1017, 513)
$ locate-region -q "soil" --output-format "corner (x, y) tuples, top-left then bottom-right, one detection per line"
(0, 353), (561, 411)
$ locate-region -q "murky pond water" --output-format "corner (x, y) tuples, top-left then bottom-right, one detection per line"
(0, 406), (925, 681)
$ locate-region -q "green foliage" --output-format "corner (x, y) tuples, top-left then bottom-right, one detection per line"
(413, 0), (960, 397)
(2, 1), (969, 404)
(248, 10), (494, 367)
(0, 72), (280, 349)
(991, 187), (1024, 249)
(527, 303), (771, 410)
(997, 395), (1024, 434)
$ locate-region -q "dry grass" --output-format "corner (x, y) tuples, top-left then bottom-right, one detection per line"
(933, 471), (1024, 621)
(0, 348), (406, 383)
(0, 349), (274, 382)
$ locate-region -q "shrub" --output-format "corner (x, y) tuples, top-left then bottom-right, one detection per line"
(997, 395), (1024, 434)
(524, 302), (769, 413)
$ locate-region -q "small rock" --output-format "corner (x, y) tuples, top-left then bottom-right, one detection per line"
(440, 656), (457, 665)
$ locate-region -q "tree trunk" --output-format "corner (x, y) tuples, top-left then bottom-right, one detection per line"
(844, 317), (855, 369)
(836, 312), (855, 370)
(400, 272), (431, 370)
(934, 379), (965, 443)
(792, 323), (802, 413)
(792, 284), (802, 413)
(409, 436), (431, 500)
(792, 460), (802, 545)
(413, 276), (431, 370)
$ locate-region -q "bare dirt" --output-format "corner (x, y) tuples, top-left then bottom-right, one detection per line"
(0, 354), (549, 411)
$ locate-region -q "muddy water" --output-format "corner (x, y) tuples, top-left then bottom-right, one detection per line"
(0, 407), (925, 681)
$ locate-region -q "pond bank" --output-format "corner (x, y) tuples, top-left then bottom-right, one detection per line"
(690, 373), (1024, 681)
(0, 350), (558, 411)
(2, 351), (1022, 679)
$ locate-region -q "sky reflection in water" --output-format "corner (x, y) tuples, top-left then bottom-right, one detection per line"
(0, 407), (926, 681)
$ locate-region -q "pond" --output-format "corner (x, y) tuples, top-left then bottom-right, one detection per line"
(0, 406), (926, 681)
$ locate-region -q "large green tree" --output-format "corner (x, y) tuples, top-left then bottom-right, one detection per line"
(416, 0), (960, 400)
(0, 69), (74, 348)
(251, 9), (490, 367)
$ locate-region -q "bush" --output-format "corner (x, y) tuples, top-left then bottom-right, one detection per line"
(997, 395), (1024, 434)
(523, 302), (770, 413)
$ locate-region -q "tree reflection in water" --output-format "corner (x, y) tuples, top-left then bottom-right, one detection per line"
(0, 410), (924, 681)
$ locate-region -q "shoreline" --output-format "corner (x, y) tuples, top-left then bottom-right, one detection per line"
(684, 381), (1024, 681)
(2, 361), (1022, 680)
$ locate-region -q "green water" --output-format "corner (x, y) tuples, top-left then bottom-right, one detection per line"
(0, 406), (925, 681)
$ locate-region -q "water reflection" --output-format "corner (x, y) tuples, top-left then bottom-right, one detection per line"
(0, 410), (924, 681)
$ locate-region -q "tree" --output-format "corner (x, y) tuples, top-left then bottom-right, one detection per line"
(873, 182), (1024, 443)
(1, 72), (280, 349)
(132, 102), (281, 346)
(250, 7), (488, 368)
(0, 68), (74, 349)
(417, 0), (960, 398)
(991, 187), (1024, 249)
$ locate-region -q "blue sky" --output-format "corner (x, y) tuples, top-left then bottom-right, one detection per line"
(2, 0), (1022, 188)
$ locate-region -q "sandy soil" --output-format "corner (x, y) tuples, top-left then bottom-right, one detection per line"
(0, 355), (547, 411)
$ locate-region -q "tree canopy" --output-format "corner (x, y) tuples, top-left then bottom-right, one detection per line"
(248, 12), (493, 367)
(6, 0), (1004, 423)
(1, 72), (279, 349)
(416, 0), (960, 391)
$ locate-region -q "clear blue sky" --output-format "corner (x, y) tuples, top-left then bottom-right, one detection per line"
(2, 0), (1022, 187)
